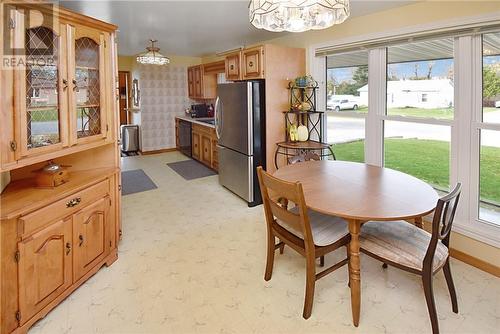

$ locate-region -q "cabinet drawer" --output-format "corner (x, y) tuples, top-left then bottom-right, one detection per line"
(19, 179), (110, 237)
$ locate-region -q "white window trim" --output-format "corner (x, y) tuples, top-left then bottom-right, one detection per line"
(310, 12), (500, 248)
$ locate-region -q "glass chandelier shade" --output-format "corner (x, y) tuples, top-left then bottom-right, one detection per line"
(249, 0), (350, 33)
(136, 39), (170, 65)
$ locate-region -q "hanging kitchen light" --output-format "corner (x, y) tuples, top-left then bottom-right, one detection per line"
(249, 0), (350, 33)
(136, 39), (170, 65)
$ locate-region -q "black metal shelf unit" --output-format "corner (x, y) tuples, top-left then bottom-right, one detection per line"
(274, 81), (336, 169)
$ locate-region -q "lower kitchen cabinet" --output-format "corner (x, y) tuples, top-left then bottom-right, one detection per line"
(211, 139), (219, 171)
(73, 196), (110, 281)
(192, 131), (201, 160)
(17, 218), (73, 324)
(201, 134), (212, 166)
(190, 122), (218, 172)
(1, 170), (119, 333)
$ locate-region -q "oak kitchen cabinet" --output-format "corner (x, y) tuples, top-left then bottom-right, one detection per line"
(224, 46), (265, 81)
(1, 6), (116, 172)
(176, 119), (218, 172)
(2, 170), (119, 333)
(0, 3), (121, 333)
(187, 64), (217, 99)
(187, 61), (225, 100)
(192, 123), (218, 171)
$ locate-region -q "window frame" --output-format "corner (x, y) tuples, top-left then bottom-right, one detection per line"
(311, 21), (500, 248)
(324, 52), (370, 161)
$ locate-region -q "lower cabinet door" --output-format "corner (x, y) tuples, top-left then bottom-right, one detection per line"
(73, 196), (110, 281)
(192, 131), (201, 160)
(211, 139), (218, 171)
(201, 134), (212, 166)
(18, 218), (73, 324)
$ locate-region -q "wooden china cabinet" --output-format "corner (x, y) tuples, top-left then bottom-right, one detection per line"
(0, 2), (121, 333)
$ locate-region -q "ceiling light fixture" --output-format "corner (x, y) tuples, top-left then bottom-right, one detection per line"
(136, 39), (170, 65)
(249, 0), (350, 33)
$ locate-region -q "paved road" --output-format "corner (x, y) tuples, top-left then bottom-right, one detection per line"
(31, 118), (88, 137)
(327, 110), (500, 147)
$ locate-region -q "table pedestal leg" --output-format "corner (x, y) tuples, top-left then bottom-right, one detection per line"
(348, 219), (361, 327)
(415, 216), (424, 229)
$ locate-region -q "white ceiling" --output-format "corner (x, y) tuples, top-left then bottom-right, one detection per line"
(59, 1), (415, 57)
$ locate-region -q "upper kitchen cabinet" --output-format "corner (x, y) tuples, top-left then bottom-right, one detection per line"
(187, 64), (219, 100)
(225, 52), (241, 81)
(241, 46), (264, 79)
(224, 46), (265, 81)
(68, 25), (111, 146)
(1, 5), (117, 171)
(13, 20), (69, 159)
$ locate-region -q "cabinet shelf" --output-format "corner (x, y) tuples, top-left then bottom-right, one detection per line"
(27, 106), (58, 112)
(283, 110), (324, 115)
(77, 104), (100, 108)
(0, 167), (118, 220)
(76, 65), (99, 71)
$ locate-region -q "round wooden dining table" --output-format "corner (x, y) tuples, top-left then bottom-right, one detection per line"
(273, 160), (439, 327)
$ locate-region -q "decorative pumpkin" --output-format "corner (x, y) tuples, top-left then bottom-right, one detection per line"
(297, 124), (308, 142)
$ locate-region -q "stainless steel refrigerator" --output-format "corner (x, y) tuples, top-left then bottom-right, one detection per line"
(215, 81), (265, 207)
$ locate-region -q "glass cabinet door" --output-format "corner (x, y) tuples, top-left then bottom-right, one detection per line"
(18, 23), (67, 157)
(69, 27), (107, 144)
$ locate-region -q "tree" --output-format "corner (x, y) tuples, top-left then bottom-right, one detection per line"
(426, 61), (435, 79)
(413, 63), (419, 78)
(483, 65), (500, 99)
(352, 65), (368, 87)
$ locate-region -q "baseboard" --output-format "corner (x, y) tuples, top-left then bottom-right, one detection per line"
(140, 148), (178, 155)
(420, 219), (499, 277)
(449, 248), (500, 278)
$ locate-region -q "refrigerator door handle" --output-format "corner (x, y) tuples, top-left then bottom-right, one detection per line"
(214, 96), (222, 139)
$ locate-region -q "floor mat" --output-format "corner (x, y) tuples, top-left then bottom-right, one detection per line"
(167, 159), (216, 180)
(121, 169), (158, 195)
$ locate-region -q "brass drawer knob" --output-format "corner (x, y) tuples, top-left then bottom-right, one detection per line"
(66, 197), (81, 208)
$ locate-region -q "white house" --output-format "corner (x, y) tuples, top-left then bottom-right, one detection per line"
(358, 78), (454, 109)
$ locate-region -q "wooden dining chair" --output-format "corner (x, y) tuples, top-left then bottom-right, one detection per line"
(359, 183), (461, 334)
(256, 166), (350, 319)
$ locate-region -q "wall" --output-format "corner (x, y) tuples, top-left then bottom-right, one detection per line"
(118, 55), (201, 152)
(200, 1), (500, 270)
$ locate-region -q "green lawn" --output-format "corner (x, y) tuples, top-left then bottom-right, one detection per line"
(332, 138), (500, 203)
(29, 109), (88, 122)
(329, 107), (498, 120)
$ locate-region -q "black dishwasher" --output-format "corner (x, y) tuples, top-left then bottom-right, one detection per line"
(178, 119), (192, 157)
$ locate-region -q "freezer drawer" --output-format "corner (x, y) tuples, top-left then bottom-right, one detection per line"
(218, 145), (253, 203)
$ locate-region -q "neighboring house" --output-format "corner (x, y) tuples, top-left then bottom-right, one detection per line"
(358, 78), (454, 109)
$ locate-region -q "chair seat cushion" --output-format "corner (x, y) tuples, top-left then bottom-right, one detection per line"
(359, 220), (449, 272)
(276, 208), (349, 247)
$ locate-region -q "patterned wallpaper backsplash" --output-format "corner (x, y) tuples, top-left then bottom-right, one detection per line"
(137, 64), (193, 152)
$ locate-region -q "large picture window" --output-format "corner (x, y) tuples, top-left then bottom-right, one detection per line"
(384, 38), (454, 190)
(326, 51), (368, 162)
(319, 27), (500, 245)
(479, 32), (500, 225)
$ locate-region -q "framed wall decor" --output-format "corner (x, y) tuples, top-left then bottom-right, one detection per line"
(132, 79), (140, 107)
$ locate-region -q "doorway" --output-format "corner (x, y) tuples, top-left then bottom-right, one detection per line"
(118, 71), (131, 125)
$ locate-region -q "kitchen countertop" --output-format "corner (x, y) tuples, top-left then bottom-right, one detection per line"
(176, 115), (215, 129)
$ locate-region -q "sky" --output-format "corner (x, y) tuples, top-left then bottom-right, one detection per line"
(328, 55), (500, 84)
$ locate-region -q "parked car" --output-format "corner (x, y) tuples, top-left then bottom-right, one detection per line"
(328, 98), (359, 111)
(495, 101), (500, 108)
